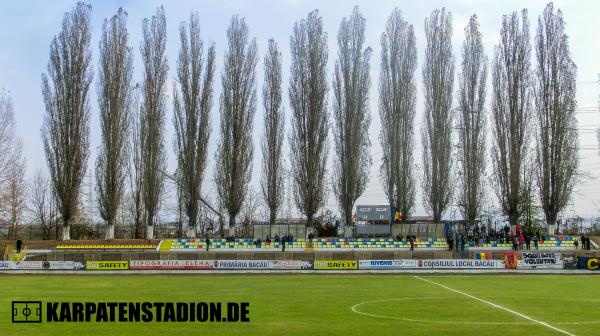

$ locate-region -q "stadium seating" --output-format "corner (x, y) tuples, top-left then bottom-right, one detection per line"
(159, 236), (577, 252)
(3, 244), (28, 261)
(161, 237), (450, 251)
(55, 244), (155, 249)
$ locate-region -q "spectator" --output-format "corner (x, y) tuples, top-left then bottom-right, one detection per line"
(274, 234), (280, 242)
(282, 238), (286, 252)
(574, 239), (579, 250)
(585, 235), (591, 250)
(518, 233), (524, 251)
(16, 238), (22, 253)
(512, 235), (518, 251)
(205, 237), (210, 251)
(396, 234), (402, 242)
(409, 236), (415, 258)
(525, 233), (531, 250)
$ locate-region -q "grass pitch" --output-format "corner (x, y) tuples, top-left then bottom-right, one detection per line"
(1, 274), (599, 335)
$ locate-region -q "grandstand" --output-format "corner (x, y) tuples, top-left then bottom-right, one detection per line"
(157, 236), (576, 252)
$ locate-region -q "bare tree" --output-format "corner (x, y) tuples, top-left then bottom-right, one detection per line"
(173, 11), (216, 238)
(261, 39), (285, 228)
(215, 16), (257, 229)
(379, 9), (417, 221)
(95, 8), (133, 239)
(534, 3), (578, 234)
(41, 2), (92, 240)
(128, 86), (144, 238)
(491, 10), (531, 229)
(332, 7), (371, 231)
(0, 90), (27, 239)
(456, 15), (487, 227)
(422, 8), (454, 223)
(240, 187), (261, 237)
(289, 10), (329, 228)
(29, 169), (58, 239)
(140, 7), (168, 239)
(0, 90), (22, 191)
(3, 145), (26, 239)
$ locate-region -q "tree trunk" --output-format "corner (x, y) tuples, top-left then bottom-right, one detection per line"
(546, 213), (557, 236)
(62, 218), (71, 241)
(228, 214), (236, 233)
(269, 208), (276, 228)
(307, 213), (314, 230)
(146, 225), (154, 239)
(187, 226), (197, 238)
(509, 212), (518, 233)
(105, 218), (115, 240)
(344, 207), (352, 238)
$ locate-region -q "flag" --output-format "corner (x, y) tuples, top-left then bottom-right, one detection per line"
(475, 252), (489, 260)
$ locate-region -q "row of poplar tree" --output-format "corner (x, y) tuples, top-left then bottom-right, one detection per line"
(40, 2), (577, 240)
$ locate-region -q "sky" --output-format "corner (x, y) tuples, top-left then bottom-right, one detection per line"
(0, 0), (599, 224)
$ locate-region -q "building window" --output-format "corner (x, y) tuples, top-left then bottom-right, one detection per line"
(360, 208), (370, 212)
(376, 207), (387, 211)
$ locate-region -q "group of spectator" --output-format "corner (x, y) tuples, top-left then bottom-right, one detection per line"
(509, 231), (540, 251)
(265, 234), (294, 244)
(446, 233), (468, 252)
(394, 234), (417, 256)
(440, 224), (546, 252)
(202, 229), (593, 253)
(580, 234), (592, 250)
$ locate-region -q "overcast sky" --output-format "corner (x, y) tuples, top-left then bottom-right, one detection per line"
(0, 0), (599, 222)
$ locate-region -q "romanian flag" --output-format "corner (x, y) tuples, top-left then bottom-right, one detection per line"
(475, 252), (490, 260)
(390, 209), (401, 221)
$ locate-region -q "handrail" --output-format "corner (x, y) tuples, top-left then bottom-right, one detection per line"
(3, 244), (13, 261)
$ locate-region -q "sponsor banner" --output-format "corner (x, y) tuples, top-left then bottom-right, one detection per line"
(130, 260), (214, 270)
(214, 260), (269, 270)
(0, 261), (43, 270)
(503, 253), (518, 269)
(268, 260), (313, 270)
(519, 252), (562, 269)
(563, 255), (577, 269)
(41, 261), (85, 270)
(86, 261), (129, 270)
(314, 260), (358, 270)
(577, 256), (600, 270)
(358, 260), (416, 269)
(416, 259), (504, 269)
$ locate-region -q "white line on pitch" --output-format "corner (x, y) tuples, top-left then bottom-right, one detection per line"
(414, 276), (576, 336)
